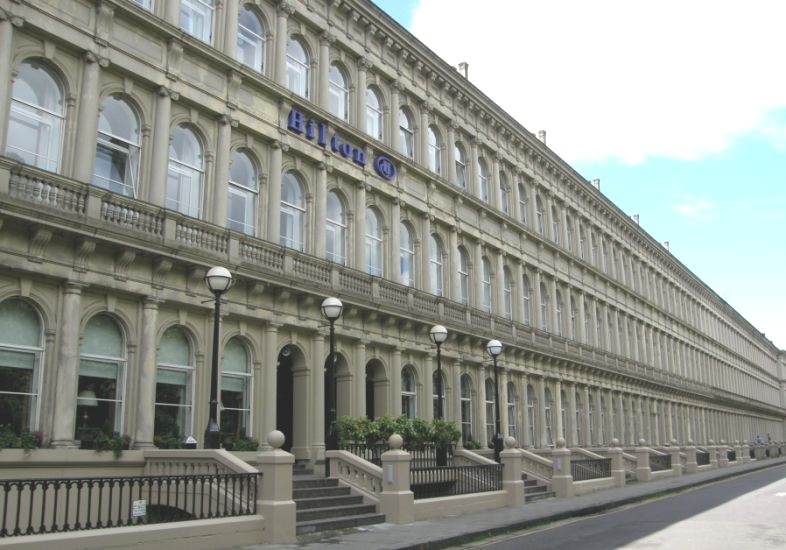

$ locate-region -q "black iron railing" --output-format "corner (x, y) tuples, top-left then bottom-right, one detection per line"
(341, 443), (454, 468)
(697, 451), (710, 465)
(570, 458), (611, 481)
(649, 454), (672, 472)
(410, 464), (502, 499)
(726, 449), (736, 462)
(0, 472), (257, 538)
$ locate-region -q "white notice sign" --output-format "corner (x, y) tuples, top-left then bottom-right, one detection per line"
(132, 500), (146, 517)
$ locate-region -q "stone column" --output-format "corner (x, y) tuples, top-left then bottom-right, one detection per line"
(474, 240), (484, 310)
(534, 270), (544, 330)
(313, 163), (328, 259)
(274, 4), (291, 86)
(491, 155), (502, 210)
(499, 368), (509, 437)
(0, 10), (18, 152)
(582, 385), (591, 445)
(51, 283), (85, 447)
(212, 115), (232, 226)
(448, 227), (459, 301)
(423, 354), (433, 421)
(149, 87), (173, 207)
(593, 387), (603, 445)
(310, 331), (325, 461)
(354, 340), (367, 418)
(72, 52), (102, 183)
(496, 251), (506, 317)
(578, 291), (587, 344)
(354, 182), (367, 272)
(261, 323), (280, 448)
(521, 375), (531, 447)
(134, 298), (160, 448)
(223, 0), (240, 59)
(266, 141), (283, 244)
(388, 81), (400, 146)
(421, 212), (432, 293)
(446, 122), (457, 184)
(453, 362), (463, 435)
(478, 369), (489, 447)
(391, 348), (402, 418)
(551, 440), (574, 498)
(554, 379), (564, 442)
(469, 138), (479, 197)
(419, 103), (430, 166)
(551, 278), (560, 336)
(317, 32), (331, 110)
(537, 376), (548, 447)
(567, 381), (578, 447)
(357, 58), (368, 132)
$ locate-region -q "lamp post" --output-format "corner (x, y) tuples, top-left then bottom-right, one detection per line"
(321, 297), (343, 464)
(487, 339), (503, 462)
(429, 325), (448, 420)
(204, 266), (233, 449)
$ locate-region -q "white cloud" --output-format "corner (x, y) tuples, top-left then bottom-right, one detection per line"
(672, 197), (714, 220)
(410, 1), (786, 164)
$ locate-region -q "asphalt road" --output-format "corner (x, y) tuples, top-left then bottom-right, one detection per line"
(466, 464), (786, 550)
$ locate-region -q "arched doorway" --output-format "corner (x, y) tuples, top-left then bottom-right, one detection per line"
(276, 344), (309, 455)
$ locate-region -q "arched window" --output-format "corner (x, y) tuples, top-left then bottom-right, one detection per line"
(155, 326), (194, 443)
(237, 6), (265, 71)
(555, 290), (563, 336)
(460, 374), (473, 444)
(455, 143), (467, 189)
(365, 208), (383, 276)
(77, 314), (126, 438)
(166, 125), (203, 217)
(544, 388), (553, 446)
(507, 382), (517, 439)
(285, 37), (309, 97)
(328, 64), (349, 120)
(535, 195), (545, 234)
(485, 378), (496, 448)
(458, 246), (469, 305)
(551, 205), (560, 244)
(6, 60), (64, 172)
(560, 390), (568, 440)
(94, 95), (140, 197)
(432, 370), (446, 420)
(366, 87), (383, 140)
(399, 108), (414, 158)
(503, 267), (512, 320)
(399, 222), (415, 286)
(481, 257), (492, 312)
(569, 295), (577, 340)
(326, 191), (346, 264)
(429, 234), (443, 296)
(0, 299), (43, 433)
(227, 149), (258, 235)
(401, 367), (416, 420)
(539, 282), (549, 332)
(180, 0), (214, 43)
(522, 274), (532, 326)
(220, 337), (252, 441)
(526, 384), (536, 446)
(428, 126), (442, 174)
(280, 171), (305, 251)
(499, 172), (510, 215)
(477, 158), (489, 202)
(517, 183), (528, 225)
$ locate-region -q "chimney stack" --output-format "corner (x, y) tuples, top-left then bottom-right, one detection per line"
(663, 241), (670, 251)
(591, 178), (600, 190)
(458, 62), (468, 79)
(537, 130), (546, 144)
(632, 214), (640, 225)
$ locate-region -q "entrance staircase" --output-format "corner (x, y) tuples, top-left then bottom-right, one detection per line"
(292, 461), (385, 535)
(521, 472), (556, 502)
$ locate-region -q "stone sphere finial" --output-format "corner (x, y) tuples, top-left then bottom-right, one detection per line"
(556, 438), (566, 449)
(743, 439), (748, 445)
(267, 430), (286, 449)
(504, 436), (517, 449)
(708, 439), (714, 445)
(720, 439), (726, 445)
(671, 439), (678, 446)
(688, 439), (694, 445)
(638, 438), (647, 446)
(735, 440), (739, 445)
(388, 433), (403, 449)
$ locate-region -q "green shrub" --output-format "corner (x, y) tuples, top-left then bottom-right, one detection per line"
(94, 432), (131, 458)
(336, 416), (461, 449)
(229, 436), (259, 452)
(0, 426), (43, 452)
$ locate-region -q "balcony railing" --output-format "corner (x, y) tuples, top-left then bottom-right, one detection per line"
(697, 451), (711, 466)
(0, 472), (257, 538)
(570, 458), (611, 481)
(649, 454), (672, 472)
(410, 464), (502, 499)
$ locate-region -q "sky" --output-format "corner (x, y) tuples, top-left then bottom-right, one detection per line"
(373, 0), (786, 352)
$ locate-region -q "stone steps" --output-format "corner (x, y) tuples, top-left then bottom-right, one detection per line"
(521, 473), (556, 503)
(293, 475), (385, 536)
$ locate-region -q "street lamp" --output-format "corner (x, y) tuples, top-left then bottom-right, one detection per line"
(429, 325), (448, 420)
(321, 297), (343, 461)
(487, 339), (503, 462)
(204, 266), (234, 449)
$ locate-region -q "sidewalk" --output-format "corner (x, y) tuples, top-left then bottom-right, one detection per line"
(240, 456), (786, 550)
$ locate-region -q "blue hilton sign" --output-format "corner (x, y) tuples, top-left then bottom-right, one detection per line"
(287, 107), (397, 181)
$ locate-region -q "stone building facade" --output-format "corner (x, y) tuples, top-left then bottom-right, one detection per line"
(0, 0), (783, 461)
